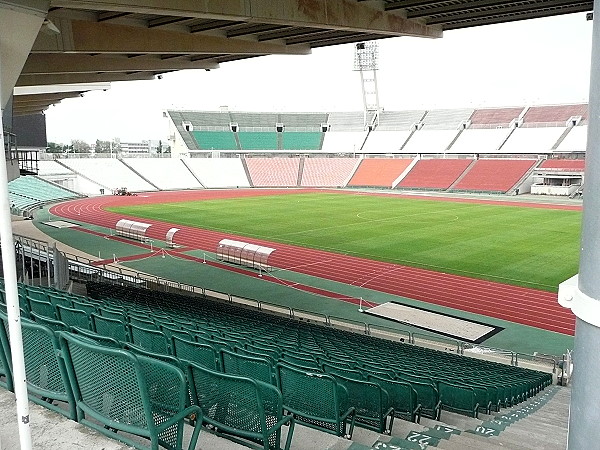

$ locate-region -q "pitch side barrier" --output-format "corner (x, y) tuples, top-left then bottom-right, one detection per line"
(10, 232), (558, 375)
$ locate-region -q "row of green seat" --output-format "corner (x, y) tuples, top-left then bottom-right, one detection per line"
(83, 282), (551, 419)
(0, 308), (298, 450)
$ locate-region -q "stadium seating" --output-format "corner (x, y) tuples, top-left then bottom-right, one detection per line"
(522, 104), (588, 123)
(8, 176), (80, 212)
(452, 159), (537, 193)
(229, 112), (280, 129)
(191, 131), (237, 150)
(281, 132), (323, 150)
(555, 126), (588, 153)
(398, 159), (473, 190)
(187, 363), (295, 449)
(538, 159), (585, 171)
(0, 279), (552, 450)
(59, 158), (157, 192)
(59, 331), (202, 450)
(449, 128), (511, 154)
(300, 158), (359, 187)
(361, 131), (412, 153)
(122, 158), (203, 190)
(276, 363), (356, 438)
(184, 158), (250, 188)
(500, 127), (565, 154)
(377, 110), (426, 131)
(37, 160), (76, 176)
(327, 112), (365, 131)
(421, 109), (475, 130)
(321, 131), (367, 153)
(0, 314), (75, 419)
(244, 157), (300, 187)
(348, 158), (413, 187)
(401, 130), (461, 154)
(469, 107), (525, 128)
(328, 373), (395, 434)
(238, 132), (279, 150)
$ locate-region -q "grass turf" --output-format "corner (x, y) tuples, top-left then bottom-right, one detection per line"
(107, 192), (581, 291)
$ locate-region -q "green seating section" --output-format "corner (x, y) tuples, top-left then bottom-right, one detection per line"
(60, 332), (202, 450)
(0, 279), (554, 449)
(188, 363), (294, 450)
(0, 314), (75, 419)
(281, 132), (323, 150)
(238, 132), (278, 150)
(276, 363), (355, 438)
(191, 131), (237, 150)
(8, 175), (79, 211)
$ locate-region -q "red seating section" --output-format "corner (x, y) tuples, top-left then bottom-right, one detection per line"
(245, 157), (299, 187)
(453, 159), (536, 192)
(398, 159), (472, 190)
(523, 105), (588, 123)
(539, 159), (585, 171)
(348, 159), (413, 187)
(469, 108), (524, 127)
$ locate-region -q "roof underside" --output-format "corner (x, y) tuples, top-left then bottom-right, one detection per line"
(13, 0), (593, 115)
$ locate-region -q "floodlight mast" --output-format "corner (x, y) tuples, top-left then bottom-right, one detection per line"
(353, 41), (381, 130)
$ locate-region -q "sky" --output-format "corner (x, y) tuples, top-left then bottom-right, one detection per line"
(45, 12), (593, 144)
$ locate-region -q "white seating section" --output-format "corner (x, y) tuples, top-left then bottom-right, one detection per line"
(301, 158), (359, 187)
(555, 126), (587, 153)
(37, 160), (75, 176)
(123, 158), (202, 190)
(377, 110), (426, 130)
(321, 131), (367, 153)
(450, 129), (511, 154)
(500, 127), (565, 154)
(326, 112), (365, 131)
(59, 158), (157, 192)
(361, 131), (412, 153)
(402, 130), (460, 154)
(421, 108), (475, 129)
(184, 158), (250, 188)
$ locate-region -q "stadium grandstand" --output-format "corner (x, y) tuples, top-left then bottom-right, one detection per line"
(1, 1), (598, 449)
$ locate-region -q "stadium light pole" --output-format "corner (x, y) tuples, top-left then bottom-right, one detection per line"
(558, 1), (600, 447)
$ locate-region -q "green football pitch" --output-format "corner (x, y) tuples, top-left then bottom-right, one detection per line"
(108, 192), (581, 291)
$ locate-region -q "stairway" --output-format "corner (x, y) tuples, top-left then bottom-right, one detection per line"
(321, 385), (569, 450)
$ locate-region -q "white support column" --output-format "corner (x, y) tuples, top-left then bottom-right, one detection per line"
(0, 101), (32, 450)
(1, 2), (49, 449)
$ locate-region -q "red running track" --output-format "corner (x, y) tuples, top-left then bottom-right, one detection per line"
(49, 189), (576, 336)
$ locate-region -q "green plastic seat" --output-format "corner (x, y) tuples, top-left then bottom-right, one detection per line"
(188, 362), (295, 450)
(366, 374), (422, 423)
(0, 312), (13, 391)
(90, 313), (129, 342)
(330, 373), (395, 434)
(130, 323), (170, 355)
(276, 363), (355, 438)
(59, 331), (202, 450)
(394, 376), (441, 420)
(47, 293), (72, 309)
(28, 298), (56, 319)
(221, 349), (276, 385)
(70, 299), (97, 315)
(56, 305), (91, 330)
(322, 362), (365, 381)
(30, 312), (69, 332)
(171, 335), (220, 370)
(438, 381), (479, 418)
(280, 353), (320, 370)
(0, 314), (75, 419)
(71, 327), (121, 348)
